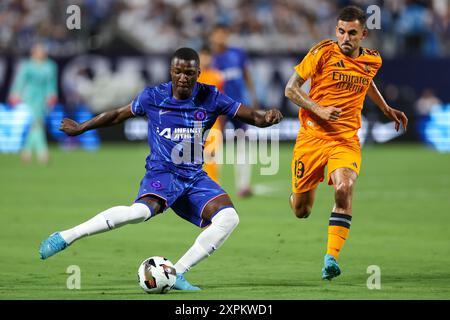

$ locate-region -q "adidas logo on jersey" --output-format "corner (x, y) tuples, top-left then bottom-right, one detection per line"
(333, 60), (346, 68)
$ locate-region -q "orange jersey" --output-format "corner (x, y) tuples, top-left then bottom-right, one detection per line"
(198, 68), (224, 93)
(198, 68), (225, 134)
(294, 39), (382, 140)
(198, 67), (224, 183)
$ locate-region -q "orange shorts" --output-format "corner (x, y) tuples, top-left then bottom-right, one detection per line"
(291, 132), (361, 193)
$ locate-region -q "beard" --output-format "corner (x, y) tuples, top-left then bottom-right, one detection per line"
(339, 43), (355, 56)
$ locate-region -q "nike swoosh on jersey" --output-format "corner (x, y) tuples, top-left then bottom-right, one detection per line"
(159, 109), (172, 116)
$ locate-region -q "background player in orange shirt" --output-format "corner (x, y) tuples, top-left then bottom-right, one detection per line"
(285, 6), (408, 280)
(198, 46), (225, 184)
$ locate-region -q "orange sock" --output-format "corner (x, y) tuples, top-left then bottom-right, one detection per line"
(326, 212), (352, 259)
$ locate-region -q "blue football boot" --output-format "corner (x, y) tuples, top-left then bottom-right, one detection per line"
(322, 254), (341, 280)
(39, 232), (68, 260)
(173, 273), (201, 291)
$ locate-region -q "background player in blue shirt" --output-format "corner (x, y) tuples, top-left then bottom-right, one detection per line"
(210, 24), (260, 198)
(39, 48), (282, 291)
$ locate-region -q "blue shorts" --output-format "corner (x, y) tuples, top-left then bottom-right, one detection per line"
(135, 163), (228, 228)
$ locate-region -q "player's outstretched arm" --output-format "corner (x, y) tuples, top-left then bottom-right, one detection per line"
(234, 104), (283, 128)
(285, 72), (342, 121)
(60, 104), (134, 136)
(367, 81), (408, 132)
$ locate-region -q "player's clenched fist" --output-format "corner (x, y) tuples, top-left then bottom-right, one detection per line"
(264, 109), (283, 125)
(60, 118), (83, 136)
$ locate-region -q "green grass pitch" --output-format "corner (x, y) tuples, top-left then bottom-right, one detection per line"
(0, 142), (449, 300)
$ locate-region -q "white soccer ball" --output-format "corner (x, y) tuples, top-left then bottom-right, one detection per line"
(137, 256), (177, 294)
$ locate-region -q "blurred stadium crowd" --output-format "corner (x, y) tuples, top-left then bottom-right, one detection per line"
(1, 0), (449, 153)
(0, 0), (449, 57)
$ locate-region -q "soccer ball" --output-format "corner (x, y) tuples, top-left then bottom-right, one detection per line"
(137, 256), (177, 294)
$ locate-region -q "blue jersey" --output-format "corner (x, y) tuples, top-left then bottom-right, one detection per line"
(212, 47), (249, 104)
(131, 81), (241, 175)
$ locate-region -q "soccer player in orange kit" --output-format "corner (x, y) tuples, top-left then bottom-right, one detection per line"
(285, 6), (408, 280)
(198, 46), (225, 184)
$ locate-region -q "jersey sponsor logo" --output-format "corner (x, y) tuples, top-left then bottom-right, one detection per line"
(156, 126), (203, 141)
(158, 127), (171, 139)
(332, 71), (371, 93)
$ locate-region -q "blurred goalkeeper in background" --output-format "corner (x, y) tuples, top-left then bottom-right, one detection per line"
(8, 43), (58, 164)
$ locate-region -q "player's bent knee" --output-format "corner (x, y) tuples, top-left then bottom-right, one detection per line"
(212, 207), (239, 232)
(292, 206), (311, 219)
(335, 181), (352, 193)
(228, 209), (240, 230)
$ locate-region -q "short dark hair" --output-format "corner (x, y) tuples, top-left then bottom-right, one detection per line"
(171, 47), (200, 66)
(212, 23), (230, 32)
(200, 44), (211, 54)
(337, 5), (367, 26)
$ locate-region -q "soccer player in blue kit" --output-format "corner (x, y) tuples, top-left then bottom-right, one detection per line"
(38, 48), (283, 291)
(210, 25), (259, 198)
